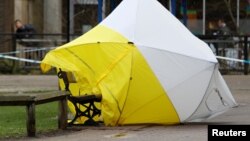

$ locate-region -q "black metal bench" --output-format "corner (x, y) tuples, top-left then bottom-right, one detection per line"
(57, 69), (102, 126)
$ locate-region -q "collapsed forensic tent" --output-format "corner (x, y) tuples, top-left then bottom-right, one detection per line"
(41, 0), (237, 126)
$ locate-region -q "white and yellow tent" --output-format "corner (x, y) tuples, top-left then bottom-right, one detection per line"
(41, 0), (237, 126)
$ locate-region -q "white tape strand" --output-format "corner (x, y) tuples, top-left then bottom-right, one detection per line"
(0, 47), (55, 55)
(216, 56), (250, 64)
(1, 54), (249, 65)
(0, 54), (41, 64)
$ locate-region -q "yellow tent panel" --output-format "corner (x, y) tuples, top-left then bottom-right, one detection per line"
(41, 25), (180, 125)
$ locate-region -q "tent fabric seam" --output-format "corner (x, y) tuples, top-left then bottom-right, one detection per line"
(116, 48), (134, 125)
(137, 44), (217, 63)
(97, 46), (133, 85)
(183, 64), (216, 122)
(167, 64), (215, 92)
(101, 83), (122, 114)
(58, 42), (131, 50)
(118, 93), (173, 123)
(65, 48), (96, 74)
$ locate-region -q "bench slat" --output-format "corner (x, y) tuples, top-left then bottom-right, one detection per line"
(68, 94), (102, 103)
(0, 91), (70, 105)
(0, 95), (35, 106)
(34, 92), (70, 105)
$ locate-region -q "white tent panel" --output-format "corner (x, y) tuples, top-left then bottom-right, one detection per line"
(167, 66), (215, 121)
(216, 71), (237, 105)
(185, 67), (237, 122)
(137, 45), (215, 91)
(101, 0), (217, 63)
(100, 0), (138, 41)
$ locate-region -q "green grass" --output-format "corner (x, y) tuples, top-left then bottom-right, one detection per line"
(0, 102), (58, 138)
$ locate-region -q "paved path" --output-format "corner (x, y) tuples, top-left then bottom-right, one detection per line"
(0, 75), (249, 141)
(0, 75), (58, 93)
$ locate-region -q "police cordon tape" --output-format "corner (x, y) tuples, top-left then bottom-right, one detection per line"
(0, 47), (56, 64)
(1, 50), (250, 65)
(216, 56), (250, 64)
(0, 54), (41, 64)
(0, 47), (55, 55)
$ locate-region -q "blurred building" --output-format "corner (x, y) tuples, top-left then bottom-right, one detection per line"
(64, 0), (122, 34)
(0, 0), (62, 34)
(1, 0), (250, 52)
(0, 0), (63, 52)
(65, 0), (250, 35)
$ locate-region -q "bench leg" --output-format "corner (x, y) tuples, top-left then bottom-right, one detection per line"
(26, 103), (36, 137)
(58, 97), (68, 129)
